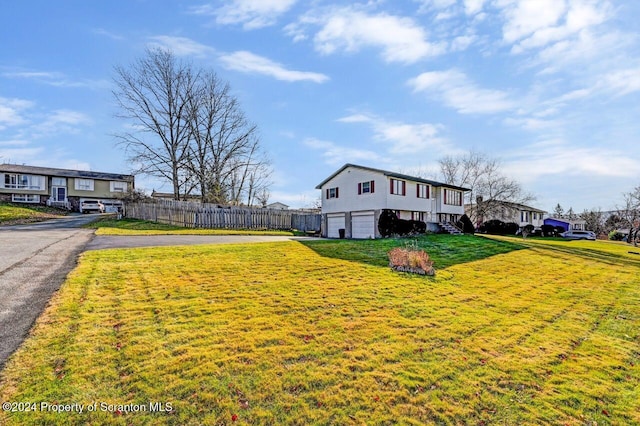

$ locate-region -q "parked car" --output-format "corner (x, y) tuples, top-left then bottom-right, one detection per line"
(80, 200), (105, 214)
(560, 230), (596, 240)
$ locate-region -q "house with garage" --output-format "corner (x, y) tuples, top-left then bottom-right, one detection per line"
(468, 199), (546, 231)
(0, 164), (134, 212)
(315, 163), (470, 239)
(543, 216), (587, 232)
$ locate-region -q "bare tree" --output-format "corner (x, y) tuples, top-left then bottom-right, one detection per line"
(580, 208), (605, 235)
(113, 48), (197, 200)
(438, 150), (534, 226)
(114, 50), (271, 204)
(617, 186), (640, 245)
(553, 203), (564, 218)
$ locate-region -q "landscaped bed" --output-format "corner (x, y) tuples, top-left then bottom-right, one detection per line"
(0, 235), (638, 424)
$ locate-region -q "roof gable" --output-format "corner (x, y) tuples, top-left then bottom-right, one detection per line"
(315, 163), (470, 191)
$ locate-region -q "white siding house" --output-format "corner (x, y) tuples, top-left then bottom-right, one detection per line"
(316, 164), (469, 238)
(468, 200), (547, 230)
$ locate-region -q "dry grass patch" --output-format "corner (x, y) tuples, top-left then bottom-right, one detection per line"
(1, 237), (638, 425)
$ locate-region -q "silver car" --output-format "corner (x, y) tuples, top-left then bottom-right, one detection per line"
(560, 230), (596, 240)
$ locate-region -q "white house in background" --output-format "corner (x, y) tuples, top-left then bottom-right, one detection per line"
(315, 163), (470, 239)
(266, 202), (289, 210)
(468, 200), (546, 230)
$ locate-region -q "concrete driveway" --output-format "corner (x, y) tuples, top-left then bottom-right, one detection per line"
(0, 214), (98, 369)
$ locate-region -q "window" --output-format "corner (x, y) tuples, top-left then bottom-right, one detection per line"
(357, 180), (375, 194)
(52, 177), (66, 187)
(412, 211), (425, 221)
(3, 174), (44, 190)
(326, 187), (339, 199)
(110, 181), (127, 192)
(416, 184), (430, 199)
(443, 189), (462, 206)
(12, 194), (40, 203)
(390, 179), (406, 196)
(74, 178), (94, 191)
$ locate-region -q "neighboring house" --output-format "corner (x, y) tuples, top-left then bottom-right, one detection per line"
(150, 190), (202, 203)
(0, 164), (134, 212)
(544, 217), (587, 232)
(468, 199), (546, 230)
(266, 202), (289, 210)
(315, 163), (469, 239)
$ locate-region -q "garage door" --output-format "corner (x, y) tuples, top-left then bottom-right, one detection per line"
(327, 214), (345, 238)
(352, 211), (375, 239)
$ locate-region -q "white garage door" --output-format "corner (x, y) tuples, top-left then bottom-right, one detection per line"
(327, 214), (345, 238)
(352, 211), (375, 239)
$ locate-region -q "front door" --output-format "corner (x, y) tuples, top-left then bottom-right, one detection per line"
(52, 186), (66, 202)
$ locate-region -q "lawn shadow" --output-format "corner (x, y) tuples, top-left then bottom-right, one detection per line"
(299, 234), (527, 270)
(521, 240), (640, 269)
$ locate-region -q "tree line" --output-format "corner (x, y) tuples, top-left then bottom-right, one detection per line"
(113, 48), (271, 205)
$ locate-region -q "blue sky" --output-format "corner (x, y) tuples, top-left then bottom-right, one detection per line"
(1, 0), (639, 212)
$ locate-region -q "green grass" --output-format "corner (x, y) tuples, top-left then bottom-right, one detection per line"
(1, 235), (638, 425)
(0, 202), (68, 224)
(85, 217), (295, 236)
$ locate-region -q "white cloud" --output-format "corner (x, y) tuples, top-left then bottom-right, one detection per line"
(408, 69), (515, 114)
(2, 69), (109, 89)
(497, 0), (612, 55)
(190, 0), (297, 30)
(292, 7), (445, 64)
(464, 0), (487, 15)
(504, 139), (637, 183)
(219, 51), (329, 83)
(0, 97), (33, 130)
(147, 36), (216, 57)
(601, 67), (640, 96)
(304, 138), (383, 166)
(337, 113), (454, 155)
(92, 28), (125, 41)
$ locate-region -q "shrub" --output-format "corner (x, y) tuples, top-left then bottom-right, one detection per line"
(482, 219), (506, 235)
(378, 210), (427, 237)
(554, 226), (566, 235)
(378, 209), (398, 238)
(387, 245), (435, 276)
(457, 214), (475, 234)
(504, 222), (520, 235)
(609, 230), (624, 241)
(541, 224), (556, 237)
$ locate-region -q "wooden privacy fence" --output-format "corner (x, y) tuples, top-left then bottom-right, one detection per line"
(125, 200), (321, 232)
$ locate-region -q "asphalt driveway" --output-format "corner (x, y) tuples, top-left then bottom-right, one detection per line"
(0, 214), (98, 369)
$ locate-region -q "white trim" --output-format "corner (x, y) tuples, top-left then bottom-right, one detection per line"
(12, 194), (41, 203)
(74, 178), (94, 191)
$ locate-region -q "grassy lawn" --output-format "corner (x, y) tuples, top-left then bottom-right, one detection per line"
(85, 217), (295, 236)
(1, 235), (638, 425)
(0, 202), (68, 225)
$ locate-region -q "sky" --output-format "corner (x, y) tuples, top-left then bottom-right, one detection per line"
(1, 0), (639, 212)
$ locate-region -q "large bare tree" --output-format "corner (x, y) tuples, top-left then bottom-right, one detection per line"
(438, 150), (534, 225)
(113, 49), (271, 204)
(185, 70), (267, 205)
(113, 48), (197, 200)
